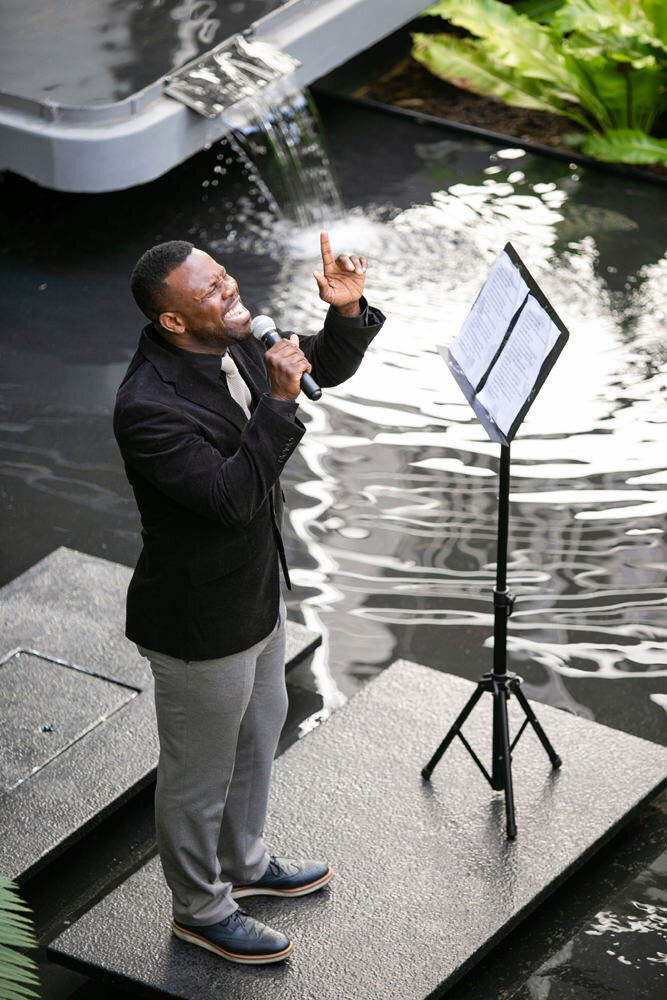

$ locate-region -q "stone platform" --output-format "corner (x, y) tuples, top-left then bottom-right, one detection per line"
(0, 548), (321, 883)
(48, 660), (667, 1000)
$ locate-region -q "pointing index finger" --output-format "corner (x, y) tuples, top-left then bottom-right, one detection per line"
(320, 231), (335, 269)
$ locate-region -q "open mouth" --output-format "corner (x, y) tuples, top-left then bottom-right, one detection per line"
(224, 297), (250, 322)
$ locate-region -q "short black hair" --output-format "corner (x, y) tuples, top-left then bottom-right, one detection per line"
(130, 240), (194, 322)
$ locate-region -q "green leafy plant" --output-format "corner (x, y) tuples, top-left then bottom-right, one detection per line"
(0, 877), (39, 1000)
(412, 0), (667, 165)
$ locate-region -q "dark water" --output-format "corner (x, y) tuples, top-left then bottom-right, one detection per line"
(1, 98), (666, 741)
(1, 95), (666, 996)
(517, 847), (667, 997)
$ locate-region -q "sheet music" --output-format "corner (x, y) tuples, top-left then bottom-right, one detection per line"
(449, 250), (529, 388)
(477, 294), (561, 436)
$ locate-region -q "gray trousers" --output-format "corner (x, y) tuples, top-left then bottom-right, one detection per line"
(139, 601), (288, 926)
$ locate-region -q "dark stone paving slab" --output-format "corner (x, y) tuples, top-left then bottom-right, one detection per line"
(0, 546), (147, 689)
(48, 660), (667, 1000)
(2, 691), (157, 884)
(0, 547), (320, 882)
(0, 650), (136, 794)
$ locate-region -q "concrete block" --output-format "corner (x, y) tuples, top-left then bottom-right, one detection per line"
(48, 660), (667, 999)
(0, 650), (135, 794)
(0, 548), (320, 882)
(0, 546), (146, 689)
(1, 690), (157, 884)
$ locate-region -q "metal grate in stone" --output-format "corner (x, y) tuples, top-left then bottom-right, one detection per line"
(0, 649), (137, 794)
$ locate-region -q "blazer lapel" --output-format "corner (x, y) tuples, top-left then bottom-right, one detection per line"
(139, 328), (247, 431)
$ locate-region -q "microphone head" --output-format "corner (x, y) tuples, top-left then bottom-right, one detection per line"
(251, 315), (276, 341)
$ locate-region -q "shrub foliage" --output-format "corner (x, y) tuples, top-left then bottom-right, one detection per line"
(0, 877), (39, 1000)
(412, 0), (667, 164)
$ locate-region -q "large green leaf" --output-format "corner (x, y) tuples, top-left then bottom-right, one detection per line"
(417, 0), (667, 153)
(514, 0), (566, 22)
(561, 32), (660, 70)
(425, 0), (573, 84)
(411, 32), (585, 120)
(421, 1), (615, 127)
(553, 0), (667, 55)
(565, 49), (664, 128)
(425, 0), (610, 123)
(567, 126), (667, 162)
(640, 0), (667, 43)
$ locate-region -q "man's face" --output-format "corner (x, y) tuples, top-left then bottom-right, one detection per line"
(160, 248), (251, 352)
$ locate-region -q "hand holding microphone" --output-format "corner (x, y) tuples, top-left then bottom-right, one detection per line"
(251, 315), (322, 402)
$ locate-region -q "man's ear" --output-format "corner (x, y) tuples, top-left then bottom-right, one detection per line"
(158, 311), (185, 336)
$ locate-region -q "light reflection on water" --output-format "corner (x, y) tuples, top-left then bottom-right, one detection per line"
(231, 139), (667, 739)
(1, 109), (665, 746)
(515, 849), (667, 996)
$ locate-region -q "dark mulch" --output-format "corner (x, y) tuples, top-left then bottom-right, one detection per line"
(354, 55), (666, 177)
(356, 56), (581, 149)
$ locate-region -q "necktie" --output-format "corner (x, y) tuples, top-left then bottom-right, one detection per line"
(220, 352), (252, 419)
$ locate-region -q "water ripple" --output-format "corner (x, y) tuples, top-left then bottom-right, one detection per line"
(267, 145), (667, 735)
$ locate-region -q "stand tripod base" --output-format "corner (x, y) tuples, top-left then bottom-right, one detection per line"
(422, 670), (562, 839)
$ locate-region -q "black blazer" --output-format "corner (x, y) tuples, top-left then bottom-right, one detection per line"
(114, 301), (385, 659)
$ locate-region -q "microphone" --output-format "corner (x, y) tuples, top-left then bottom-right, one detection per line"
(251, 314), (322, 401)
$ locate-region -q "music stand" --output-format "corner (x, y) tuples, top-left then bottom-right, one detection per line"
(422, 243), (569, 839)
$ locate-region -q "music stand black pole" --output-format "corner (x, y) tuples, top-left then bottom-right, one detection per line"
(421, 443), (562, 840)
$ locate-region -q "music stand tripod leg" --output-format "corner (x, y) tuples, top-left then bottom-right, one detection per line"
(421, 683), (485, 781)
(488, 445), (518, 837)
(492, 677), (517, 839)
(420, 444), (561, 839)
(512, 682), (562, 769)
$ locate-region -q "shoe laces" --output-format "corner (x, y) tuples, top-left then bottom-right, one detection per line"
(267, 856), (298, 877)
(221, 909), (261, 937)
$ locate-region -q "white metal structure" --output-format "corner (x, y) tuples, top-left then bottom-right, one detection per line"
(0, 0), (426, 192)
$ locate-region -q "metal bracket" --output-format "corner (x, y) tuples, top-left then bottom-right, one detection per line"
(493, 588), (515, 617)
(165, 34), (301, 119)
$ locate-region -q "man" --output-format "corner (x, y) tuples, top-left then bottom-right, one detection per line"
(114, 232), (385, 965)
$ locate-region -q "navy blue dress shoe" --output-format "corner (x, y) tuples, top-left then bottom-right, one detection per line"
(232, 856), (333, 899)
(172, 909), (293, 964)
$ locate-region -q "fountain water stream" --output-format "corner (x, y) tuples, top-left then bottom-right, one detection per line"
(167, 34), (343, 228)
